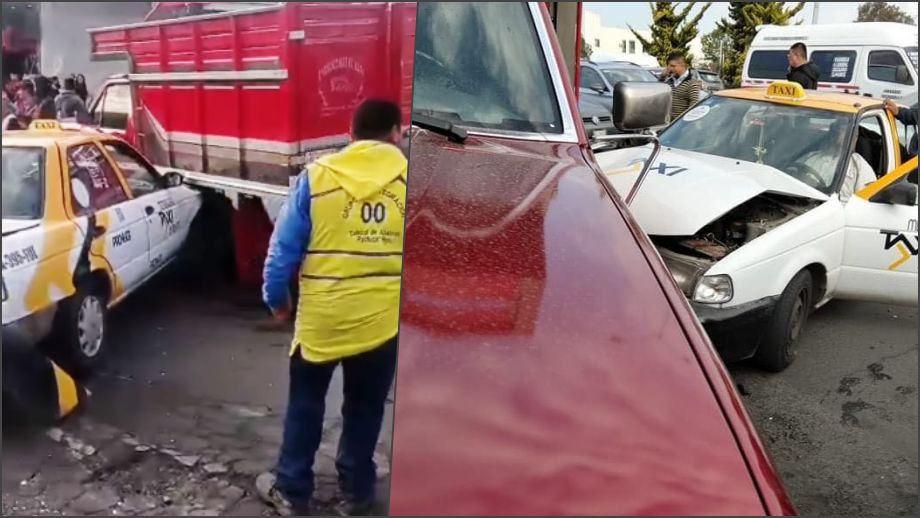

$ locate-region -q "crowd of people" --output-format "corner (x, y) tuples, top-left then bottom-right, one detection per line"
(1, 73), (91, 130)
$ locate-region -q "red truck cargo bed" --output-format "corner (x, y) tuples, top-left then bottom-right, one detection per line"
(89, 2), (415, 185)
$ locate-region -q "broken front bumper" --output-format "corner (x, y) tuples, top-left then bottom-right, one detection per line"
(691, 295), (780, 363)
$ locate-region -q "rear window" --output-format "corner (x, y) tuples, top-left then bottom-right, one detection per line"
(2, 147), (45, 220)
(811, 50), (857, 83)
(600, 67), (658, 84)
(413, 2), (563, 134)
(747, 50), (788, 80)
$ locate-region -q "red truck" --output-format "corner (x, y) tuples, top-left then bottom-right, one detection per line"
(390, 3), (796, 515)
(85, 2), (416, 284)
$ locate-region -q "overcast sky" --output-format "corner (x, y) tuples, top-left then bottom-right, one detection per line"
(585, 2), (920, 34)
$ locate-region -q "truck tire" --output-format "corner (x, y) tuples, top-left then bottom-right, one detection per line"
(45, 279), (109, 379)
(754, 270), (813, 372)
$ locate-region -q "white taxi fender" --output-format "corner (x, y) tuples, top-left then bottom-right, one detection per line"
(705, 199), (846, 308)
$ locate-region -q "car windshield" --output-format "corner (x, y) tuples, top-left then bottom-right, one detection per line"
(600, 67), (658, 84)
(906, 46), (918, 71)
(658, 96), (854, 193)
(2, 147), (44, 220)
(413, 2), (563, 134)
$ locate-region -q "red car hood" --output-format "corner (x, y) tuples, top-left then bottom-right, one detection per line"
(390, 131), (786, 516)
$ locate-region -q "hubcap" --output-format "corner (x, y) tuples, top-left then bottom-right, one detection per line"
(77, 296), (104, 358)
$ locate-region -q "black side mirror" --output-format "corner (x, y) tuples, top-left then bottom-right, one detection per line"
(895, 65), (911, 84)
(612, 81), (673, 131)
(164, 171), (184, 188)
(871, 180), (917, 206)
(589, 83), (608, 94)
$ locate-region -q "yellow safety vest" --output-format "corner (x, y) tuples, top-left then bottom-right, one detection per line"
(293, 140), (407, 362)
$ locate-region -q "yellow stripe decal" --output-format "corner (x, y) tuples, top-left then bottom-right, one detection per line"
(52, 363), (80, 417)
(888, 242), (912, 271)
(857, 156), (919, 201)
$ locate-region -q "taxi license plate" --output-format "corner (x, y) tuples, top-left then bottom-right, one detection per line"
(593, 130), (606, 138)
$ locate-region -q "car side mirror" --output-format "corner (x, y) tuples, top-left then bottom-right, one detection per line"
(612, 81), (673, 131)
(589, 83), (608, 94)
(895, 65), (911, 84)
(871, 180), (917, 206)
(164, 171), (184, 188)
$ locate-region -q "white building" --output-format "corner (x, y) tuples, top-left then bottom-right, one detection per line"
(583, 9), (653, 60)
(582, 7), (707, 68)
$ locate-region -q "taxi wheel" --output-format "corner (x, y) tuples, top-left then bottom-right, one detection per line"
(48, 281), (108, 378)
(754, 270), (813, 373)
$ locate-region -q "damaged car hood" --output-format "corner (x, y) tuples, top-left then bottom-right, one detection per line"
(597, 146), (828, 236)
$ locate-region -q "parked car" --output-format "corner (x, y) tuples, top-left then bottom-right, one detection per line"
(580, 60), (660, 113)
(392, 2), (795, 516)
(743, 22), (918, 106)
(597, 81), (918, 372)
(699, 70), (725, 91)
(578, 95), (616, 140)
(2, 120), (202, 375)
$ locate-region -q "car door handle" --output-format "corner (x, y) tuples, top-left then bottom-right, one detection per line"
(145, 206), (155, 216)
(93, 225), (106, 238)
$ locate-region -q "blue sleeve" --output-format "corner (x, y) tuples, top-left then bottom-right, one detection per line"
(262, 173), (312, 311)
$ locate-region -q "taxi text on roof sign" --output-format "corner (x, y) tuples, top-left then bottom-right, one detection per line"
(28, 119), (63, 131)
(765, 81), (807, 101)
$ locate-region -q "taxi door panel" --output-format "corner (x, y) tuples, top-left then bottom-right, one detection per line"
(99, 141), (176, 273)
(837, 194), (918, 305)
(67, 143), (150, 294)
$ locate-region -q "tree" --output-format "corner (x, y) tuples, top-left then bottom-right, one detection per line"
(856, 2), (916, 24)
(580, 37), (593, 61)
(700, 26), (731, 73)
(629, 2), (713, 66)
(718, 2), (806, 87)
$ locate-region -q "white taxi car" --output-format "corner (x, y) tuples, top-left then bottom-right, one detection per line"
(2, 120), (202, 375)
(598, 81), (918, 371)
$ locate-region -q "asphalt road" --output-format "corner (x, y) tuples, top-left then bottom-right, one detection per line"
(731, 300), (918, 516)
(3, 276), (916, 515)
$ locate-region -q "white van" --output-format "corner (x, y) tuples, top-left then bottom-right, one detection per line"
(742, 22), (918, 106)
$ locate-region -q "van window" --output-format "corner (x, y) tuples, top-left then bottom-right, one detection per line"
(811, 50), (857, 83)
(413, 2), (563, 134)
(868, 50), (914, 85)
(905, 47), (918, 71)
(748, 50), (788, 80)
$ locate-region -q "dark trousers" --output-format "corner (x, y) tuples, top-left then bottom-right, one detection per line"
(276, 336), (397, 508)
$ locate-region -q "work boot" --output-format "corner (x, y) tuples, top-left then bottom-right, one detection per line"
(255, 472), (316, 516)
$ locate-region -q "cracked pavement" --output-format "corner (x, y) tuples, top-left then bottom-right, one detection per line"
(2, 276), (392, 516)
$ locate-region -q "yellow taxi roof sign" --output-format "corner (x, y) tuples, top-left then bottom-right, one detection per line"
(28, 119), (63, 131)
(766, 81), (807, 101)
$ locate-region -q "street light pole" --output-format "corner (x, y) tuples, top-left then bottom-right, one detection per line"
(812, 2), (820, 24)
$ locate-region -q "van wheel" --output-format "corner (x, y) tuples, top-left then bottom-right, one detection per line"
(46, 281), (108, 378)
(754, 270), (813, 373)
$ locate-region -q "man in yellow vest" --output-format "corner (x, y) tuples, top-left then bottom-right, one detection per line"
(257, 99), (406, 516)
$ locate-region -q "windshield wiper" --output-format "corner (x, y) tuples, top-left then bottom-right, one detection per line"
(411, 113), (468, 143)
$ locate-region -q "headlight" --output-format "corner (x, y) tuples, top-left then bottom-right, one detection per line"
(693, 275), (733, 304)
(659, 248), (710, 297)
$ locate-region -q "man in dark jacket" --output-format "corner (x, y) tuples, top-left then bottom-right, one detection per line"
(786, 42), (820, 90)
(884, 98), (918, 156)
(55, 77), (91, 123)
